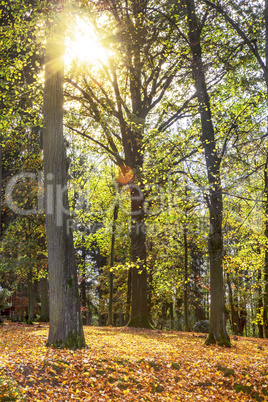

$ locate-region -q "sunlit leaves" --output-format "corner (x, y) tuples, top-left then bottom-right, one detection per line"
(0, 323), (267, 401)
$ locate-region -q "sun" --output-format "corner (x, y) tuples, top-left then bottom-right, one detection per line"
(65, 19), (108, 65)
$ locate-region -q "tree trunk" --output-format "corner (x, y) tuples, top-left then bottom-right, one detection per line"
(227, 273), (239, 335)
(43, 5), (86, 349)
(40, 277), (49, 322)
(183, 222), (190, 332)
(170, 302), (174, 330)
(27, 268), (34, 324)
(127, 183), (152, 328)
(126, 267), (132, 324)
(80, 248), (87, 326)
(185, 0), (230, 346)
(257, 267), (264, 338)
(108, 203), (119, 325)
(263, 158), (268, 338)
(0, 142), (2, 238)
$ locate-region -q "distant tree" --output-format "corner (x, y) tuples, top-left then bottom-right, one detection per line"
(0, 287), (12, 324)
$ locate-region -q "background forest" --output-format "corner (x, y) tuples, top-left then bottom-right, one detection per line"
(0, 0), (268, 345)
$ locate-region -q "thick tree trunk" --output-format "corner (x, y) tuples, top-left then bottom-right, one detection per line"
(127, 183), (152, 328)
(43, 7), (86, 349)
(112, 12), (151, 327)
(185, 0), (230, 346)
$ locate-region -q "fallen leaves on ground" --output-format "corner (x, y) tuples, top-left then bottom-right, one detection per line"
(0, 322), (267, 401)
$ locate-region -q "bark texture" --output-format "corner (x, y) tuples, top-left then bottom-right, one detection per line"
(108, 202), (119, 325)
(127, 183), (152, 328)
(43, 10), (86, 349)
(264, 159), (268, 338)
(263, 0), (268, 339)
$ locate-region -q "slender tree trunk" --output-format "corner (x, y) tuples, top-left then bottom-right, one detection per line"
(257, 268), (264, 338)
(170, 302), (174, 330)
(264, 159), (268, 337)
(80, 246), (87, 326)
(148, 264), (153, 323)
(108, 202), (119, 325)
(185, 0), (230, 346)
(126, 267), (132, 324)
(147, 241), (154, 323)
(183, 222), (189, 331)
(40, 277), (49, 322)
(262, 0), (268, 340)
(227, 273), (239, 335)
(43, 3), (86, 349)
(27, 268), (34, 324)
(0, 142), (2, 239)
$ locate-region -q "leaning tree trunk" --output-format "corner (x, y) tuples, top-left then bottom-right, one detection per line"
(43, 4), (86, 349)
(185, 0), (230, 346)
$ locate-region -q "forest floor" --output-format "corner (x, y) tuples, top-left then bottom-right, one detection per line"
(0, 322), (267, 401)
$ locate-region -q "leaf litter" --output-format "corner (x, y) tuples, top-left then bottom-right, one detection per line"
(0, 322), (267, 401)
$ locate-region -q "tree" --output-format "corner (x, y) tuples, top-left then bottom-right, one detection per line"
(184, 0), (230, 346)
(43, 2), (86, 348)
(0, 287), (12, 324)
(64, 0), (193, 327)
(201, 0), (268, 339)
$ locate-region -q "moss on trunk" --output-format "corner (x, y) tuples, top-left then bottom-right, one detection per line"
(127, 315), (154, 329)
(46, 330), (87, 350)
(205, 332), (231, 347)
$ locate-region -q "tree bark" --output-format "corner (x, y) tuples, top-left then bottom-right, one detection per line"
(40, 277), (49, 322)
(127, 183), (152, 328)
(185, 0), (230, 346)
(227, 273), (239, 335)
(204, 0), (268, 343)
(27, 267), (34, 324)
(264, 159), (268, 337)
(257, 267), (264, 338)
(183, 222), (189, 332)
(126, 266), (132, 324)
(43, 4), (86, 349)
(108, 202), (119, 325)
(80, 246), (87, 326)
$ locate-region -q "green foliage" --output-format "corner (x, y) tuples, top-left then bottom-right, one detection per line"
(0, 287), (12, 311)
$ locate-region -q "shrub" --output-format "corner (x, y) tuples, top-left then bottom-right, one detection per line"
(193, 320), (209, 333)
